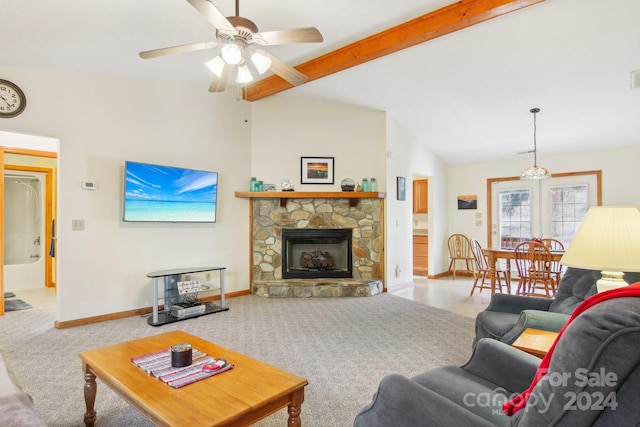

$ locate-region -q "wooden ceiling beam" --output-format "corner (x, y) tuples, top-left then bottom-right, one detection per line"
(244, 0), (544, 101)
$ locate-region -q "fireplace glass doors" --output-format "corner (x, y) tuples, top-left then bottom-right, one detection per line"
(281, 228), (353, 279)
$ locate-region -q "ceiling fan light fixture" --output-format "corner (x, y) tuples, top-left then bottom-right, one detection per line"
(205, 56), (226, 77)
(237, 64), (254, 83)
(221, 43), (242, 65)
(140, 0), (323, 92)
(520, 107), (551, 181)
(251, 51), (272, 75)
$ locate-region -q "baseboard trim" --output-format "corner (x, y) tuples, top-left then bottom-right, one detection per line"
(53, 289), (252, 329)
(427, 271), (453, 279)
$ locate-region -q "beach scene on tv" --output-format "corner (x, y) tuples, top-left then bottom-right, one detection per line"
(124, 161), (218, 222)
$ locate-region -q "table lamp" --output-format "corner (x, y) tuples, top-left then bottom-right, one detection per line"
(560, 206), (640, 292)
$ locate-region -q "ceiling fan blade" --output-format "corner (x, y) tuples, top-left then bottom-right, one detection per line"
(252, 27), (324, 45)
(139, 41), (220, 59)
(208, 63), (234, 92)
(186, 0), (238, 36)
(259, 50), (308, 86)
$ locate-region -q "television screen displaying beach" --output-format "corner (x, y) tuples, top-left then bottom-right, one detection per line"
(124, 161), (218, 222)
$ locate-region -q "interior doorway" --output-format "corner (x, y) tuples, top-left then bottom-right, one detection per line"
(1, 145), (58, 316)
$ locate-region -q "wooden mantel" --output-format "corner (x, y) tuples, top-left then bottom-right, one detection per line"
(235, 191), (385, 198)
(235, 191), (386, 207)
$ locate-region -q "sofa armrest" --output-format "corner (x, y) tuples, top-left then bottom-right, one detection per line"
(0, 392), (47, 427)
(0, 356), (20, 398)
(484, 293), (553, 315)
(353, 373), (496, 427)
(500, 310), (569, 344)
(462, 338), (540, 394)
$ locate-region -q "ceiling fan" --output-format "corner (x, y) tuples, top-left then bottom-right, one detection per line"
(139, 0), (323, 93)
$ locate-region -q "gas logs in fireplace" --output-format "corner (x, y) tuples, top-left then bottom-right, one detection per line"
(299, 250), (335, 269)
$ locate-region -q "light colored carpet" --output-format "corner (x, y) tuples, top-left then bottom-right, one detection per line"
(0, 293), (476, 426)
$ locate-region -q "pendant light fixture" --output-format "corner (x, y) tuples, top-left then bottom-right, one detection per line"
(520, 107), (552, 180)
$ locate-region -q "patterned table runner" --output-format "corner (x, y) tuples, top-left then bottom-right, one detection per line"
(131, 348), (232, 388)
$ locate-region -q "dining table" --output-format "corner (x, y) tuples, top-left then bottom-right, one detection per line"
(482, 247), (564, 294)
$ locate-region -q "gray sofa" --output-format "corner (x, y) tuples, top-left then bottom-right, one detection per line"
(0, 354), (46, 426)
(354, 295), (640, 426)
(474, 267), (640, 345)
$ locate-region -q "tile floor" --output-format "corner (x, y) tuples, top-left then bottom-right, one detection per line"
(389, 275), (496, 318)
(4, 275), (498, 318)
(3, 287), (56, 310)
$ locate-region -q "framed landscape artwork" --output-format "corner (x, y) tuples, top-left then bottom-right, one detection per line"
(301, 157), (334, 184)
(458, 194), (478, 210)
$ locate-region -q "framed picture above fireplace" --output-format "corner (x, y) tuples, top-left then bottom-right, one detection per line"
(301, 157), (334, 184)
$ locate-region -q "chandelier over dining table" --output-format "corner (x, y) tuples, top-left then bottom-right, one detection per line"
(520, 107), (552, 180)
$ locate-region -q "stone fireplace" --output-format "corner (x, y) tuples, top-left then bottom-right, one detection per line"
(282, 228), (353, 279)
(239, 193), (385, 297)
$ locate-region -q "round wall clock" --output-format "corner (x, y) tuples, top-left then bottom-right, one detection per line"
(0, 79), (27, 118)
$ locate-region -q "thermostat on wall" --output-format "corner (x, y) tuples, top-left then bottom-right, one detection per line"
(82, 181), (98, 190)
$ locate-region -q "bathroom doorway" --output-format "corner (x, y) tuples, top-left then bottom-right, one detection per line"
(1, 145), (58, 316)
(4, 164), (55, 290)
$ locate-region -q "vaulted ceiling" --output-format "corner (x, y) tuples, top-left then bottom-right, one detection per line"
(2, 0), (639, 164)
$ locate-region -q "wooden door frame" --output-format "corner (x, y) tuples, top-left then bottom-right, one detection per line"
(1, 146), (57, 316)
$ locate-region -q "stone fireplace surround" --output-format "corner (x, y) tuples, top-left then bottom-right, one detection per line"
(235, 191), (385, 297)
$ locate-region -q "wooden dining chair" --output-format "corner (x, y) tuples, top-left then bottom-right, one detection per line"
(447, 234), (475, 279)
(469, 238), (510, 295)
(541, 238), (565, 288)
(513, 241), (555, 297)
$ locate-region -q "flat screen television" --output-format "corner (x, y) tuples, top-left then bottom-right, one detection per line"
(123, 161), (218, 223)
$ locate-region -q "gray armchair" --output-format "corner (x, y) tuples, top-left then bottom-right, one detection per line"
(474, 267), (640, 345)
(354, 338), (539, 426)
(354, 295), (640, 426)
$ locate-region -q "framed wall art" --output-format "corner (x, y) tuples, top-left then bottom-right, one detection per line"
(397, 176), (406, 201)
(301, 157), (334, 184)
(457, 194), (478, 210)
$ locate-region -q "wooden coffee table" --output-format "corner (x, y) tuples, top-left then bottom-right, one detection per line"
(512, 328), (559, 358)
(79, 330), (308, 426)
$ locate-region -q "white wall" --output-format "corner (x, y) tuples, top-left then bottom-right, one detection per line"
(249, 94), (387, 192)
(386, 116), (448, 288)
(1, 67), (251, 322)
(446, 145), (640, 272)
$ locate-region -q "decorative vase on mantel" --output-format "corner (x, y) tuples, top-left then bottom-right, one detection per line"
(340, 178), (356, 192)
(281, 179), (294, 191)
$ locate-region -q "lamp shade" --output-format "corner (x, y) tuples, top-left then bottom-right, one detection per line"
(560, 206), (640, 272)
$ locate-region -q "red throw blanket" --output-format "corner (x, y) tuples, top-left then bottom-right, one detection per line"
(503, 281), (640, 416)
